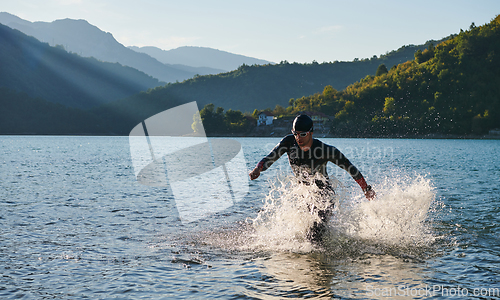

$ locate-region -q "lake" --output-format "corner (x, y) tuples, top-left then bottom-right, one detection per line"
(1, 136), (499, 299)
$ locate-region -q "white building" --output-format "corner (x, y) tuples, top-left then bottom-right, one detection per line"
(257, 111), (274, 126)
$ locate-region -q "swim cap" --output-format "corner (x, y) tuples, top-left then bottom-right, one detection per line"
(292, 114), (314, 132)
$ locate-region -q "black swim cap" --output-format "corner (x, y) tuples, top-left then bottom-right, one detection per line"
(292, 114), (314, 132)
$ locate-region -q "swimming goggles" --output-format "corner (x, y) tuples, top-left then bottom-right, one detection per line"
(291, 130), (310, 137)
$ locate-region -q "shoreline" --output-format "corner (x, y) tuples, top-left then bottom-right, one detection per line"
(1, 133), (499, 139)
(2, 127), (500, 140)
(208, 133), (500, 140)
(208, 126), (500, 139)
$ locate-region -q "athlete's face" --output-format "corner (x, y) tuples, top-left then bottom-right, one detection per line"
(293, 130), (313, 148)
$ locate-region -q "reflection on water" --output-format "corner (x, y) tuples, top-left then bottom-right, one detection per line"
(256, 252), (428, 299)
(255, 252), (335, 298)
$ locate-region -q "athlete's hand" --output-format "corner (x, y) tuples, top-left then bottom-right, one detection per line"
(364, 185), (375, 200)
(249, 167), (261, 180)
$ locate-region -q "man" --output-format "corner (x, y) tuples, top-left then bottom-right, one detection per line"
(249, 114), (375, 243)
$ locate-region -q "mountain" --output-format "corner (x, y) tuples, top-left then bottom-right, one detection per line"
(279, 16), (500, 136)
(0, 12), (219, 82)
(0, 88), (108, 135)
(88, 39), (451, 135)
(129, 46), (272, 72)
(166, 63), (226, 76)
(0, 23), (161, 109)
(5, 9), (491, 137)
(97, 39), (445, 119)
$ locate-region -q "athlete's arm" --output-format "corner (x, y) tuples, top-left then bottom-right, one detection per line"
(355, 177), (376, 200)
(249, 135), (292, 180)
(249, 160), (264, 180)
(327, 145), (375, 200)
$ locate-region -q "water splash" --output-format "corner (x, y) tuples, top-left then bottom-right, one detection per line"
(245, 172), (436, 255)
(246, 173), (347, 253)
(326, 174), (437, 257)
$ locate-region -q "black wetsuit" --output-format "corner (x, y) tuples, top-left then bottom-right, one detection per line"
(259, 134), (364, 182)
(258, 134), (365, 243)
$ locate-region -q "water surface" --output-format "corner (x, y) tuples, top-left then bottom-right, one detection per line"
(1, 136), (499, 299)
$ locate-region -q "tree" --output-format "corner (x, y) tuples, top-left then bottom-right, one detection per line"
(199, 103), (225, 133)
(225, 109), (244, 125)
(322, 85), (337, 98)
(383, 97), (396, 115)
(272, 104), (286, 116)
(375, 64), (388, 76)
(415, 43), (435, 64)
(191, 112), (204, 134)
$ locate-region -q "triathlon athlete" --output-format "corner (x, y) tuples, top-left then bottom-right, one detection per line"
(249, 114), (375, 243)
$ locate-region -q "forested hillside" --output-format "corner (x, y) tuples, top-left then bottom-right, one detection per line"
(0, 23), (161, 109)
(102, 40), (444, 116)
(0, 88), (107, 134)
(281, 16), (500, 136)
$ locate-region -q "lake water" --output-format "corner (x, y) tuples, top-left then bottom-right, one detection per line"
(1, 136), (499, 299)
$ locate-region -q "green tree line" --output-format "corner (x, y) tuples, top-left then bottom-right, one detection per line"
(274, 16), (500, 136)
(197, 13), (499, 137)
(192, 103), (254, 134)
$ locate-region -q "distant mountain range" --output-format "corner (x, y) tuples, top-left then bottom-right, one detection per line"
(0, 11), (462, 135)
(89, 40), (450, 135)
(0, 23), (161, 109)
(0, 12), (271, 82)
(106, 40), (445, 115)
(129, 46), (272, 71)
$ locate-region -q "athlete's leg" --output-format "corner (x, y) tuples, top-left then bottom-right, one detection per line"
(306, 182), (335, 245)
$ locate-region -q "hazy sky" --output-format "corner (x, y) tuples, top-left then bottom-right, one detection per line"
(2, 0), (499, 63)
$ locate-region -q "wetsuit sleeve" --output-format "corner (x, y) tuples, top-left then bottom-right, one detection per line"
(327, 145), (364, 181)
(328, 146), (372, 193)
(257, 135), (293, 172)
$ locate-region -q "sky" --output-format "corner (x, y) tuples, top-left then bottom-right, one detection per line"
(1, 0), (500, 63)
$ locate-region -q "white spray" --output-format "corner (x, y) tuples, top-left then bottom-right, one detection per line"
(247, 172), (436, 254)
